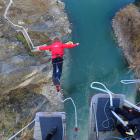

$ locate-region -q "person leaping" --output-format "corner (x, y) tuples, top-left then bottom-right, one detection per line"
(33, 38), (79, 92)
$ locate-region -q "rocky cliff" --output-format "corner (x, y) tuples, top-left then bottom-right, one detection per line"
(0, 0), (71, 139)
(112, 3), (140, 77)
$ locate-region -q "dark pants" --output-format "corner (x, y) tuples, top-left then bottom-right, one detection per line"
(52, 57), (63, 85)
(45, 134), (53, 140)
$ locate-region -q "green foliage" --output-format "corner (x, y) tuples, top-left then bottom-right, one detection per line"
(16, 33), (35, 56)
(16, 33), (29, 49)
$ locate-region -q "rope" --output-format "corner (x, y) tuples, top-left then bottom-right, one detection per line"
(102, 99), (115, 129)
(58, 92), (78, 129)
(55, 77), (78, 130)
(90, 82), (114, 106)
(90, 82), (127, 127)
(63, 98), (78, 128)
(8, 119), (35, 140)
(120, 79), (140, 84)
(4, 0), (35, 49)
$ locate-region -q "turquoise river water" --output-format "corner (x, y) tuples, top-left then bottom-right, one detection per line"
(61, 0), (139, 140)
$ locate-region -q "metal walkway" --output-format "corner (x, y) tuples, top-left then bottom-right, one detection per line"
(4, 0), (35, 50)
(89, 93), (125, 140)
(34, 112), (66, 140)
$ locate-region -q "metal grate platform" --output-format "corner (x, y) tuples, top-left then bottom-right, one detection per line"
(33, 112), (66, 140)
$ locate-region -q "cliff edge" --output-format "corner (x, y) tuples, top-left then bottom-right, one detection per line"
(112, 3), (140, 76)
(0, 0), (71, 139)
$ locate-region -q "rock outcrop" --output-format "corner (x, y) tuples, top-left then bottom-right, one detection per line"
(112, 4), (140, 77)
(0, 0), (71, 139)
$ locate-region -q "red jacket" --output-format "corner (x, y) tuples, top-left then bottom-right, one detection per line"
(38, 41), (78, 59)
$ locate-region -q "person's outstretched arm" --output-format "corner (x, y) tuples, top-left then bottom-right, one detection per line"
(31, 44), (51, 52)
(37, 44), (52, 51)
(63, 42), (79, 48)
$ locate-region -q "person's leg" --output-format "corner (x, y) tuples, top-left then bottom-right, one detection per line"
(55, 63), (60, 85)
(57, 59), (63, 80)
(52, 58), (63, 92)
(54, 58), (63, 92)
(54, 58), (63, 84)
(52, 59), (58, 85)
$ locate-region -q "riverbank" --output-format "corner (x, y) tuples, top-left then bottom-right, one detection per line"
(0, 0), (70, 139)
(112, 3), (140, 78)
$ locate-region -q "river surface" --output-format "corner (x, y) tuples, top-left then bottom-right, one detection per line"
(62, 0), (137, 140)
